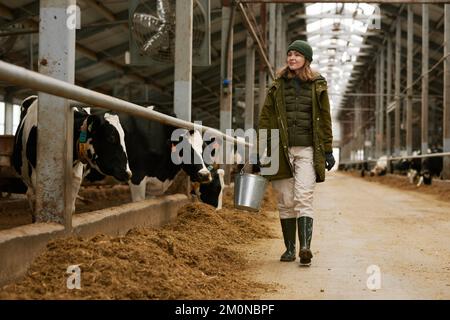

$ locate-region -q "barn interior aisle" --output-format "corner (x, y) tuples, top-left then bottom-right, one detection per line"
(246, 171), (450, 299)
(0, 0), (450, 302)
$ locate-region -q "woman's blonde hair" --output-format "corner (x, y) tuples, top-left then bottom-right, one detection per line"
(276, 58), (320, 82)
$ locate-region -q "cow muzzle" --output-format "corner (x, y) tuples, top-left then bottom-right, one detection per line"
(113, 168), (132, 182)
(198, 168), (212, 183)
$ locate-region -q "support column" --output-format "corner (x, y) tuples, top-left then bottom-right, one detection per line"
(406, 5), (413, 155)
(359, 96), (363, 160)
(29, 33), (34, 71)
(174, 0), (193, 196)
(380, 48), (385, 155)
(394, 17), (401, 155)
(422, 4), (429, 155)
(36, 0), (76, 227)
(174, 0), (193, 122)
(220, 1), (234, 184)
(268, 3), (276, 83)
(4, 98), (13, 135)
(282, 16), (287, 63)
(275, 4), (283, 70)
(375, 55), (380, 157)
(245, 35), (255, 131)
(351, 100), (356, 161)
(258, 69), (266, 121)
(257, 3), (267, 121)
(386, 36), (392, 157)
(443, 4), (450, 179)
(354, 97), (361, 159)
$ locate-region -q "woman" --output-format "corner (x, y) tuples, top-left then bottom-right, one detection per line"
(258, 40), (335, 266)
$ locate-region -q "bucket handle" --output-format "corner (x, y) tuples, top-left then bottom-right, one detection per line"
(240, 160), (251, 175)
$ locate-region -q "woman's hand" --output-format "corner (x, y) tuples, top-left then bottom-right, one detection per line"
(325, 152), (335, 171)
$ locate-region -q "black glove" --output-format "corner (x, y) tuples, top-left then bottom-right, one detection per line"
(252, 155), (262, 173)
(325, 152), (335, 171)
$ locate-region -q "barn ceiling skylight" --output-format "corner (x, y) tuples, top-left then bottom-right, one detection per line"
(304, 2), (378, 111)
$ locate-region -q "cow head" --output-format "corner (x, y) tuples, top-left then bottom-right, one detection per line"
(171, 130), (212, 183)
(82, 113), (131, 182)
(199, 168), (225, 209)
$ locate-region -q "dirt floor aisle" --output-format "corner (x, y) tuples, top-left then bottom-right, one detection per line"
(245, 172), (450, 299)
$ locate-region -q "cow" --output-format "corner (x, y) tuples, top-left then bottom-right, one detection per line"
(393, 157), (414, 175)
(420, 149), (443, 185)
(389, 151), (423, 184)
(410, 148), (444, 186)
(404, 151), (423, 185)
(12, 95), (131, 222)
(393, 148), (443, 186)
(359, 161), (370, 177)
(191, 167), (225, 209)
(370, 155), (388, 177)
(188, 136), (226, 209)
(86, 106), (217, 205)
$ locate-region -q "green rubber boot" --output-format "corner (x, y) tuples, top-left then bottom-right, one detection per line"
(280, 218), (297, 262)
(298, 216), (313, 266)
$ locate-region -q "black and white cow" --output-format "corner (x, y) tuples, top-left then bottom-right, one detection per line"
(391, 148), (444, 186)
(370, 155), (388, 177)
(404, 151), (423, 185)
(408, 148), (443, 186)
(200, 168), (225, 208)
(12, 96), (131, 221)
(87, 106), (214, 204)
(392, 156), (415, 175)
(421, 149), (444, 185)
(191, 167), (225, 209)
(359, 161), (370, 177)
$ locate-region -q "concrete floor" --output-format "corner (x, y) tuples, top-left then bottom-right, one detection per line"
(244, 172), (450, 299)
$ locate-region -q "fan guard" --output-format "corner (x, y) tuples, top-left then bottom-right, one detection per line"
(131, 0), (206, 63)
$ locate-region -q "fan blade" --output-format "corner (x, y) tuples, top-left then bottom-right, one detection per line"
(133, 13), (161, 29)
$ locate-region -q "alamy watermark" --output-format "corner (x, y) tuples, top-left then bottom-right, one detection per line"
(170, 121), (280, 175)
(366, 264), (381, 291)
(66, 5), (81, 30)
(66, 264), (81, 290)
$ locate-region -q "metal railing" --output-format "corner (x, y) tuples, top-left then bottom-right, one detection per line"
(0, 60), (252, 147)
(340, 151), (450, 166)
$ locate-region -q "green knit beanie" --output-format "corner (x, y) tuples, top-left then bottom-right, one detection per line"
(287, 40), (313, 62)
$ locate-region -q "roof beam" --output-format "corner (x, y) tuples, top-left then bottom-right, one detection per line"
(339, 3), (446, 112)
(84, 0), (129, 33)
(0, 1), (39, 28)
(5, 3), (168, 97)
(76, 42), (129, 71)
(0, 3), (14, 20)
(76, 9), (129, 41)
(296, 31), (381, 37)
(382, 4), (444, 47)
(296, 13), (384, 20)
(95, 27), (250, 91)
(239, 0), (448, 3)
(81, 4), (301, 97)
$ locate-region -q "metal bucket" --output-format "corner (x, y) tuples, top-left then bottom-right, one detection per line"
(234, 170), (268, 212)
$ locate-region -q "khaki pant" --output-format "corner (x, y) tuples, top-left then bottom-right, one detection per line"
(271, 146), (315, 219)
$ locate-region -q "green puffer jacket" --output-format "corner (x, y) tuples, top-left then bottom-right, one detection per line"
(258, 74), (333, 182)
